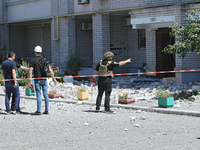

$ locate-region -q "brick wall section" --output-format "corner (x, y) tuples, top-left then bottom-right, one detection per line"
(0, 0), (9, 53)
(1, 0), (200, 73)
(146, 29), (156, 71)
(92, 13), (110, 67)
(51, 0), (76, 67)
(129, 4), (200, 71)
(99, 0), (197, 11)
(110, 15), (145, 68)
(75, 17), (93, 67)
(180, 4), (200, 70)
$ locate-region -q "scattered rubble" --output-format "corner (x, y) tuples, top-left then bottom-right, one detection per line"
(1, 76), (200, 110)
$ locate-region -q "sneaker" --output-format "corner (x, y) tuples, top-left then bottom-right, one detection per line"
(16, 111), (27, 115)
(34, 111), (41, 115)
(43, 111), (49, 115)
(6, 111), (14, 115)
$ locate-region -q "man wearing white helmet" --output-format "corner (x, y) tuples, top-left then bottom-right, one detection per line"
(29, 46), (57, 115)
(93, 51), (131, 112)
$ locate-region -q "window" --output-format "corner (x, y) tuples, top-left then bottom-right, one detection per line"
(138, 29), (146, 48)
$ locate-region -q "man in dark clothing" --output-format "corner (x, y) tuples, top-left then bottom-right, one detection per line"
(29, 46), (57, 115)
(1, 51), (20, 114)
(93, 51), (131, 112)
(11, 62), (29, 111)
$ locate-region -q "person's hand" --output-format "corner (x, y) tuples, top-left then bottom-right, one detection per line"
(127, 58), (132, 63)
(13, 82), (17, 88)
(30, 83), (34, 89)
(92, 79), (96, 86)
(3, 82), (5, 86)
(53, 79), (57, 85)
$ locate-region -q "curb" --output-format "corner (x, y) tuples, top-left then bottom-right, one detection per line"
(0, 93), (200, 117)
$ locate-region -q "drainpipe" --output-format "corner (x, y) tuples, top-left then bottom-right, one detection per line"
(54, 0), (200, 41)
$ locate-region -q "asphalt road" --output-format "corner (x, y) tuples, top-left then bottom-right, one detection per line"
(0, 97), (200, 150)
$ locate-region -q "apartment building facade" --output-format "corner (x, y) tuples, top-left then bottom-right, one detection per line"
(0, 0), (200, 83)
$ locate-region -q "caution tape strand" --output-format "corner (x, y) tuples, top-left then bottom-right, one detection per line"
(1, 69), (200, 82)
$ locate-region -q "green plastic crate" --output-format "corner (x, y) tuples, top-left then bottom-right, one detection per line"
(25, 88), (35, 96)
(158, 97), (174, 108)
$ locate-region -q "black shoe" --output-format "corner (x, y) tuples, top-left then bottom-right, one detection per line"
(96, 106), (100, 111)
(105, 108), (112, 112)
(34, 111), (41, 115)
(95, 109), (100, 113)
(43, 111), (49, 115)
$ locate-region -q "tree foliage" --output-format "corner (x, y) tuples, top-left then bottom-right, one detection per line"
(64, 49), (85, 76)
(163, 10), (200, 58)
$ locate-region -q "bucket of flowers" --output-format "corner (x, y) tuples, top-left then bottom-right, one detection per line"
(48, 89), (62, 98)
(77, 87), (89, 100)
(25, 83), (35, 96)
(118, 92), (135, 104)
(155, 86), (174, 108)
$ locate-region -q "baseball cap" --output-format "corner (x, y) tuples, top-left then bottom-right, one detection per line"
(34, 46), (42, 53)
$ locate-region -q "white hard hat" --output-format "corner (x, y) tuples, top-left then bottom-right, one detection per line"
(34, 46), (42, 53)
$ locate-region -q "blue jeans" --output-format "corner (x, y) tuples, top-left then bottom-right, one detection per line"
(34, 79), (49, 112)
(5, 81), (20, 112)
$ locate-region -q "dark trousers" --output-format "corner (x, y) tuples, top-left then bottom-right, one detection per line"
(96, 77), (112, 110)
(5, 81), (20, 112)
(11, 92), (20, 110)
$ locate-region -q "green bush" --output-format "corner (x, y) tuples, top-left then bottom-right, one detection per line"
(47, 64), (64, 83)
(177, 90), (199, 100)
(64, 49), (85, 76)
(17, 60), (29, 79)
(0, 74), (4, 86)
(18, 80), (29, 86)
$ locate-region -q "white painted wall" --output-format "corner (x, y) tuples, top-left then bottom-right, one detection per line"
(131, 16), (175, 29)
(74, 0), (93, 14)
(7, 0), (51, 22)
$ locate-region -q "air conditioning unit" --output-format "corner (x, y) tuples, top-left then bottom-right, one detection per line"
(122, 18), (131, 26)
(81, 23), (92, 30)
(78, 0), (89, 5)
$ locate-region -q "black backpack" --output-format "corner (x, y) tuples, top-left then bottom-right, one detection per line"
(43, 58), (49, 74)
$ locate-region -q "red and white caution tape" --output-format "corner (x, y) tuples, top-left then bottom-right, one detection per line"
(1, 69), (200, 82)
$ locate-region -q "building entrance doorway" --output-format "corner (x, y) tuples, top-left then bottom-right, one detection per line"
(156, 28), (175, 78)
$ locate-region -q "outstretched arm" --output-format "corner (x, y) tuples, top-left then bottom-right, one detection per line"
(20, 66), (30, 71)
(119, 58), (132, 66)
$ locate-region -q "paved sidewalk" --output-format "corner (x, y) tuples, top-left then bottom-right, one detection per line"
(0, 93), (199, 117)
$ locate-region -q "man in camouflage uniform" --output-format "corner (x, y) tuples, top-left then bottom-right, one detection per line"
(93, 51), (131, 112)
